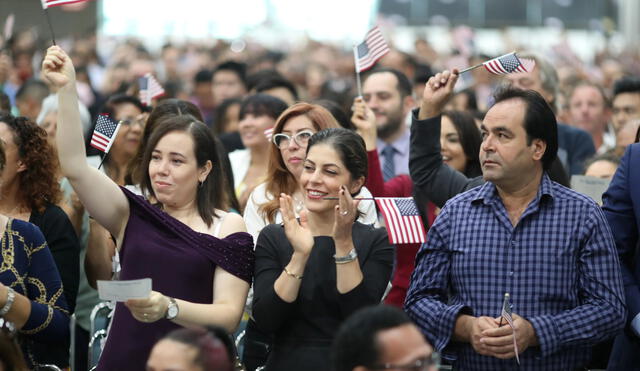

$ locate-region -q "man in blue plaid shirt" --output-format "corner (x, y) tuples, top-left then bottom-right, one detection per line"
(405, 70), (625, 370)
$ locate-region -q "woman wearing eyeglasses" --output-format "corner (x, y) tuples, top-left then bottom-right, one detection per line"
(89, 94), (148, 186)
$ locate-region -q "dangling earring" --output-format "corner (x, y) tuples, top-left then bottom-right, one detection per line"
(198, 180), (204, 188)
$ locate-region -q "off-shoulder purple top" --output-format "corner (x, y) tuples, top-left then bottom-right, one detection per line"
(97, 187), (254, 371)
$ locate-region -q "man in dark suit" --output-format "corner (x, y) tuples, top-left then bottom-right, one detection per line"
(603, 142), (640, 371)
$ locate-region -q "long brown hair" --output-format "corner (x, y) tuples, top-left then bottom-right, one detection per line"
(0, 114), (61, 213)
(259, 102), (340, 222)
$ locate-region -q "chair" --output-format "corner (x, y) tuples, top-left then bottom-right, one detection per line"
(87, 301), (114, 370)
(68, 313), (76, 371)
(34, 365), (63, 371)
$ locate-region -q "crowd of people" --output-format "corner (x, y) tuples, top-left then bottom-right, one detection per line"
(0, 24), (639, 371)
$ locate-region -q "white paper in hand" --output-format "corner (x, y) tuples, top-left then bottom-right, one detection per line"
(97, 278), (152, 302)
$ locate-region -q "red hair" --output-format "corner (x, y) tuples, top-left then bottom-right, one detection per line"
(259, 102), (340, 222)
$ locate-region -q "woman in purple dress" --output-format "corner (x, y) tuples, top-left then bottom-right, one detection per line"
(43, 46), (254, 370)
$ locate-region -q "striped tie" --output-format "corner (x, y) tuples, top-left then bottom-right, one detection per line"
(381, 146), (396, 181)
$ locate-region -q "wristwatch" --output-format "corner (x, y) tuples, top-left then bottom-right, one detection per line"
(165, 297), (179, 320)
(334, 248), (358, 264)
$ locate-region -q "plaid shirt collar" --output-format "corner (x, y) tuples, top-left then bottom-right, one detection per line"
(471, 173), (555, 210)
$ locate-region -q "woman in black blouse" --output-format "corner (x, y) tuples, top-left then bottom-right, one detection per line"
(252, 128), (393, 370)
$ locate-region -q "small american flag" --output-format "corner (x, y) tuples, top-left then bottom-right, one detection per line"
(354, 26), (390, 73)
(501, 293), (520, 365)
(41, 0), (90, 9)
(483, 52), (535, 75)
(375, 198), (426, 244)
(264, 127), (274, 141)
(90, 114), (121, 153)
(139, 73), (165, 106)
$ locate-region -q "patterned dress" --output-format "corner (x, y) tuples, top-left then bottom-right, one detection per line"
(0, 218), (70, 367)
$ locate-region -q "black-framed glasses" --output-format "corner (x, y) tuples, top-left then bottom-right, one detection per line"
(372, 353), (440, 371)
(272, 130), (314, 149)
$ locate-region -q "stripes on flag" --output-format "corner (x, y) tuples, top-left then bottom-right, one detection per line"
(264, 127), (274, 141)
(41, 0), (90, 9)
(139, 73), (165, 106)
(375, 198), (426, 245)
(482, 52), (535, 75)
(354, 26), (390, 73)
(90, 114), (121, 153)
(501, 293), (520, 365)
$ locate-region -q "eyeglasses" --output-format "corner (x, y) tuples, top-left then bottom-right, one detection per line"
(372, 354), (440, 371)
(272, 130), (315, 149)
(119, 117), (146, 127)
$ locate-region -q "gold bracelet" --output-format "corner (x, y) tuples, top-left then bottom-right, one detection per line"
(283, 267), (303, 280)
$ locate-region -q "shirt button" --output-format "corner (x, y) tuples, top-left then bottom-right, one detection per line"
(511, 240), (517, 246)
(509, 271), (514, 276)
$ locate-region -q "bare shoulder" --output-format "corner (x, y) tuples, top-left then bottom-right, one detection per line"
(216, 211), (247, 238)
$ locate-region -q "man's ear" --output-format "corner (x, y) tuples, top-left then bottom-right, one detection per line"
(531, 139), (547, 162)
(402, 95), (416, 114)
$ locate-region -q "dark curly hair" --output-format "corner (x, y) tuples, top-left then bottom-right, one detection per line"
(0, 113), (62, 213)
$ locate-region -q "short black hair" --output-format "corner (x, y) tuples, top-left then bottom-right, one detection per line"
(314, 99), (356, 131)
(15, 79), (49, 103)
(194, 69), (213, 84)
(239, 93), (288, 121)
(584, 150), (621, 171)
(253, 73), (298, 101)
(491, 87), (558, 171)
(363, 67), (412, 98)
(612, 76), (640, 98)
(413, 63), (435, 84)
(213, 61), (247, 88)
(100, 93), (148, 117)
(332, 305), (413, 371)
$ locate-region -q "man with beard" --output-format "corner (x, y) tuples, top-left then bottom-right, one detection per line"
(362, 68), (415, 181)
